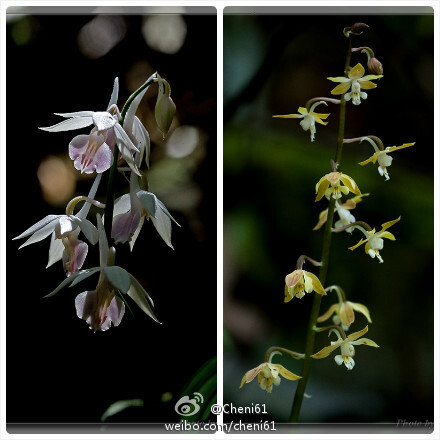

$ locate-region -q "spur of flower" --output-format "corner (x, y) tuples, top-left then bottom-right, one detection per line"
(328, 63), (382, 105)
(273, 101), (330, 142)
(313, 194), (368, 232)
(312, 326), (379, 370)
(240, 362), (301, 393)
(285, 269), (326, 302)
(315, 172), (361, 202)
(359, 140), (415, 181)
(349, 217), (400, 263)
(318, 299), (371, 331)
(45, 214), (159, 331)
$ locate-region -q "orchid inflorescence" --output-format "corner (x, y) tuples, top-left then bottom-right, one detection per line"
(14, 72), (177, 331)
(241, 23), (414, 421)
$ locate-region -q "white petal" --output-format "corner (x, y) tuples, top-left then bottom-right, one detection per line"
(18, 218), (60, 249)
(123, 87), (149, 135)
(129, 216), (145, 252)
(70, 216), (99, 245)
(92, 112), (117, 131)
(368, 249), (376, 259)
(334, 355), (343, 366)
(96, 214), (109, 267)
(107, 77), (119, 110)
(55, 111), (94, 118)
(114, 123), (140, 153)
(39, 116), (94, 132)
(113, 194), (131, 217)
(47, 232), (64, 268)
(151, 206), (173, 248)
(127, 275), (159, 322)
(13, 215), (61, 240)
(56, 216), (74, 237)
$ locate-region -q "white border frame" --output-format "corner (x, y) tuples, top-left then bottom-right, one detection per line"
(1, 2), (438, 440)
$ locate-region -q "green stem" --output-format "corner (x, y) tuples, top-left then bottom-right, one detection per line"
(103, 75), (156, 241)
(289, 36), (352, 424)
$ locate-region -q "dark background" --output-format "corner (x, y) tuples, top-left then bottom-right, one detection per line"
(7, 9), (217, 423)
(223, 10), (434, 424)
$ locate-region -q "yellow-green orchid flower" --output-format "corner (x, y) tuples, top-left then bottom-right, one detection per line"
(313, 194), (369, 231)
(315, 172), (361, 202)
(312, 326), (379, 370)
(317, 285), (372, 331)
(359, 141), (415, 181)
(349, 217), (401, 263)
(240, 362), (301, 393)
(328, 63), (383, 105)
(285, 269), (326, 302)
(273, 101), (330, 142)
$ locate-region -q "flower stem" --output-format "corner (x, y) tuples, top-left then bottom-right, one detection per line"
(103, 75), (156, 241)
(289, 36), (352, 424)
(332, 220), (372, 233)
(264, 346), (305, 363)
(296, 255), (322, 269)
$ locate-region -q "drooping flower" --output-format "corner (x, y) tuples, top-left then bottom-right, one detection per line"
(273, 101), (330, 142)
(285, 269), (326, 302)
(312, 326), (379, 370)
(112, 168), (180, 250)
(328, 63), (383, 105)
(313, 194), (369, 232)
(240, 362), (301, 393)
(359, 140), (415, 181)
(13, 175), (102, 275)
(45, 214), (160, 331)
(315, 172), (361, 202)
(318, 300), (372, 331)
(39, 77), (142, 176)
(348, 217), (401, 263)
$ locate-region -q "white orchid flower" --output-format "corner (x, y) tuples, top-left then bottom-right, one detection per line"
(39, 78), (142, 176)
(112, 165), (180, 250)
(312, 326), (379, 370)
(13, 175), (103, 275)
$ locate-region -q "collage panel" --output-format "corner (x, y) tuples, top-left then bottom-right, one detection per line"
(6, 6), (217, 433)
(223, 6), (434, 432)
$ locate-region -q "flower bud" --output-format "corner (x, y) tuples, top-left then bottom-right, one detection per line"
(343, 22), (369, 38)
(367, 57), (383, 75)
(155, 74), (176, 139)
(350, 22), (369, 34)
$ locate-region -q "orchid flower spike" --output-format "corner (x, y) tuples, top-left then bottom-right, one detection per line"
(315, 172), (361, 202)
(349, 217), (401, 263)
(44, 214), (160, 331)
(240, 362), (301, 393)
(285, 269), (326, 302)
(359, 137), (415, 181)
(328, 63), (382, 105)
(273, 101), (330, 142)
(39, 77), (142, 176)
(312, 326), (379, 370)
